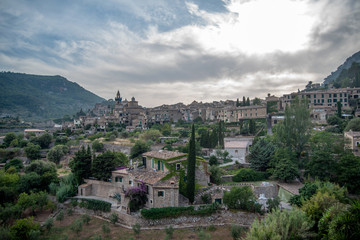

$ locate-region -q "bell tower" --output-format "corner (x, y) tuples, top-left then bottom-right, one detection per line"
(115, 90), (122, 103)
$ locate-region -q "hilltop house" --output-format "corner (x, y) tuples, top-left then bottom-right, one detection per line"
(78, 150), (210, 213)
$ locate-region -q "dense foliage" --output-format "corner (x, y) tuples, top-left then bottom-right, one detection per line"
(78, 198), (111, 212)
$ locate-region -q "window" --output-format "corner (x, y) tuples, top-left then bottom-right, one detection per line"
(344, 93), (347, 97)
(158, 191), (164, 197)
(115, 177), (123, 182)
(314, 94), (316, 98)
(345, 98), (347, 102)
(334, 93), (337, 97)
(176, 163), (181, 170)
(129, 180), (132, 185)
(340, 93), (342, 97)
(322, 99), (324, 103)
(314, 100), (316, 104)
(329, 94), (332, 97)
(322, 94), (324, 98)
(333, 99), (337, 102)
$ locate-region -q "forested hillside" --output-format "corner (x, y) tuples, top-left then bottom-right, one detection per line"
(0, 72), (105, 120)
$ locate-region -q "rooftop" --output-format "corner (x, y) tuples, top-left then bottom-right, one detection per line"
(224, 141), (249, 149)
(143, 150), (186, 160)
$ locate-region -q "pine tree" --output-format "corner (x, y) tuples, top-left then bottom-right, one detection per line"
(249, 138), (275, 171)
(186, 124), (196, 203)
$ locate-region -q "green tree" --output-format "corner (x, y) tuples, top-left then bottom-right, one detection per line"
(344, 117), (360, 131)
(130, 140), (150, 159)
(47, 145), (68, 164)
(218, 121), (224, 149)
(249, 138), (275, 171)
(140, 129), (162, 142)
(246, 97), (250, 106)
(4, 158), (23, 171)
(223, 186), (260, 212)
(209, 155), (218, 166)
(92, 140), (104, 152)
(32, 133), (52, 149)
(4, 132), (17, 147)
(186, 124), (196, 203)
(24, 143), (41, 160)
(275, 97), (311, 158)
(327, 115), (343, 126)
(70, 146), (92, 184)
(92, 151), (117, 181)
(326, 201), (360, 240)
(249, 119), (256, 135)
(10, 217), (41, 240)
(245, 208), (313, 240)
(209, 165), (223, 184)
(336, 152), (360, 194)
(270, 148), (299, 182)
(337, 101), (342, 118)
(70, 218), (83, 235)
(253, 97), (262, 105)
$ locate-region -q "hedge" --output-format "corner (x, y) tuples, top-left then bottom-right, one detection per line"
(141, 203), (218, 219)
(77, 198), (111, 212)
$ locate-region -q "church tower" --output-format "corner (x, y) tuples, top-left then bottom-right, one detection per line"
(115, 90), (122, 103)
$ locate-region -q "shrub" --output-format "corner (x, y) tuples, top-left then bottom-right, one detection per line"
(201, 193), (211, 204)
(245, 208), (313, 240)
(165, 225), (174, 239)
(102, 223), (110, 235)
(81, 214), (91, 225)
(10, 217), (41, 240)
(77, 198), (111, 212)
(223, 186), (263, 213)
(232, 168), (268, 182)
(198, 229), (211, 240)
(110, 213), (118, 224)
(132, 223), (141, 236)
(0, 226), (11, 240)
(56, 210), (64, 221)
(231, 225), (245, 240)
(70, 218), (83, 235)
(266, 196), (281, 213)
(43, 218), (54, 232)
(67, 208), (73, 216)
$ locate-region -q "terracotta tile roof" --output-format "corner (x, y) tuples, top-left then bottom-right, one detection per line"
(143, 150), (186, 160)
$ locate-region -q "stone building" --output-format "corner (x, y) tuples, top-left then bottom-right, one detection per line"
(78, 150), (210, 213)
(344, 130), (360, 157)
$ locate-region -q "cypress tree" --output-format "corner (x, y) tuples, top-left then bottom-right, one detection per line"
(186, 124), (196, 203)
(337, 102), (342, 118)
(242, 96), (246, 106)
(246, 97), (250, 106)
(218, 121), (224, 149)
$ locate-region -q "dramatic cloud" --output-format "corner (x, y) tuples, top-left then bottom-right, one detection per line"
(1, 0), (360, 106)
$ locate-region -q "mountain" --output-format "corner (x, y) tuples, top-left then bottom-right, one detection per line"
(0, 72), (105, 120)
(323, 50), (360, 86)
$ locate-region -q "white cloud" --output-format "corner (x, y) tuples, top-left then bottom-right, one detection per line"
(1, 0), (360, 107)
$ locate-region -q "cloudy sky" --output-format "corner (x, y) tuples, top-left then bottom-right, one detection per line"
(1, 0), (360, 107)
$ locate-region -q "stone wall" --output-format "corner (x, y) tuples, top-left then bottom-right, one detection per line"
(73, 205), (259, 228)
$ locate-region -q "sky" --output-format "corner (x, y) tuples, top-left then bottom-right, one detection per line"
(1, 0), (360, 107)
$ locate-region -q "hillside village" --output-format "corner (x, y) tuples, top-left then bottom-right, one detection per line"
(1, 79), (360, 239)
